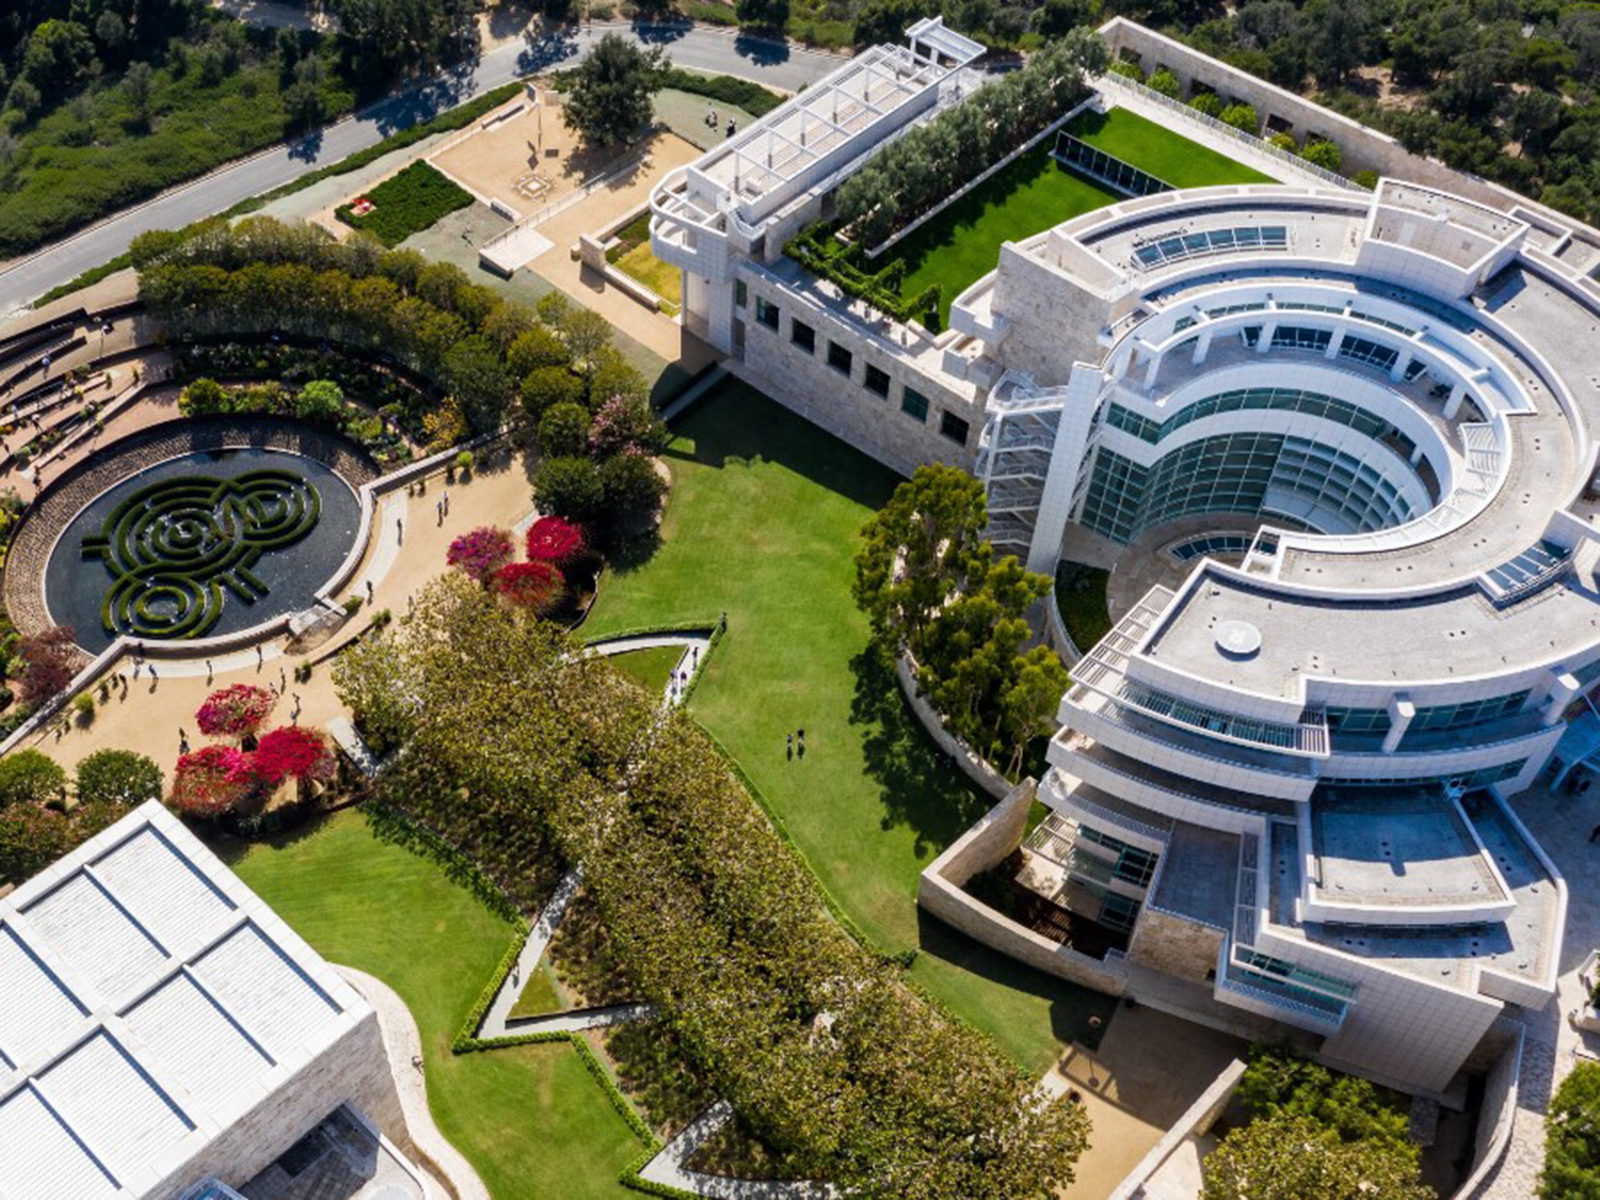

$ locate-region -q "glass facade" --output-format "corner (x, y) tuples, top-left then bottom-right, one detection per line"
(1080, 430), (1416, 545)
(1321, 761), (1527, 789)
(1406, 691), (1529, 736)
(1078, 825), (1160, 887)
(1054, 133), (1170, 197)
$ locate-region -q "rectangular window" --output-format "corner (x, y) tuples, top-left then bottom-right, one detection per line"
(735, 280), (748, 308)
(864, 364), (891, 397)
(827, 341), (853, 376)
(940, 411), (970, 445)
(755, 296), (779, 331)
(901, 387), (929, 421)
(790, 320), (815, 354)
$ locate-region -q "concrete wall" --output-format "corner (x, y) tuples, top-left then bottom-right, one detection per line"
(1456, 1022), (1524, 1199)
(1109, 1057), (1247, 1200)
(155, 1012), (409, 1200)
(918, 780), (1130, 993)
(896, 653), (1012, 801)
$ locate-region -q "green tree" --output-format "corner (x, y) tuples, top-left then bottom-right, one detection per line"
(1204, 1112), (1431, 1199)
(124, 59), (154, 128)
(1300, 138), (1343, 172)
(0, 804), (74, 884)
(737, 0), (790, 27)
(561, 34), (666, 149)
(1191, 91), (1224, 117)
(533, 455), (604, 522)
(561, 308), (614, 374)
(1147, 68), (1181, 97)
(0, 749), (68, 810)
(521, 365), (584, 421)
(445, 334), (514, 432)
(1035, 0), (1102, 38)
(599, 453), (666, 520)
(1220, 102), (1258, 133)
(538, 401), (591, 458)
(507, 326), (571, 375)
(1543, 1061), (1600, 1197)
(853, 464), (989, 650)
(999, 648), (1071, 777)
(293, 379), (346, 425)
(75, 750), (163, 808)
(1303, 0), (1370, 87)
(333, 0), (481, 76)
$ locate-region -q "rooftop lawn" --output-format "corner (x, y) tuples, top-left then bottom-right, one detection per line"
(1064, 106), (1275, 190)
(880, 105), (1271, 328)
(886, 146), (1120, 328)
(587, 381), (1116, 1074)
(224, 810), (641, 1199)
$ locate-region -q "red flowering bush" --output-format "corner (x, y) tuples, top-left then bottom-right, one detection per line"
(493, 561), (565, 613)
(169, 745), (256, 817)
(446, 526), (514, 582)
(253, 726), (336, 786)
(525, 516), (586, 565)
(195, 683), (277, 740)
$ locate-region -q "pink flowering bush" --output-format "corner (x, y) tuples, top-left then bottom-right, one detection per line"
(253, 726), (336, 786)
(169, 745), (256, 817)
(588, 396), (667, 459)
(195, 683), (277, 740)
(525, 516), (586, 565)
(446, 526), (514, 583)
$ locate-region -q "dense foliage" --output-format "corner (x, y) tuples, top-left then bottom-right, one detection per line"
(169, 743), (255, 817)
(139, 217), (628, 443)
(447, 526), (516, 582)
(252, 725), (336, 786)
(0, 749), (68, 810)
(659, 67), (785, 116)
(73, 749), (163, 808)
(855, 466), (1067, 774)
(1204, 1046), (1429, 1199)
(195, 682), (277, 740)
(14, 626), (80, 708)
(335, 577), (1094, 1197)
(563, 34), (668, 148)
(1541, 1060), (1600, 1197)
(526, 516), (587, 564)
(335, 161), (474, 247)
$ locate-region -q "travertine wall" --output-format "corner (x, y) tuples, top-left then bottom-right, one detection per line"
(989, 242), (1111, 388)
(1128, 905), (1225, 983)
(155, 1012), (410, 1200)
(918, 781), (1130, 994)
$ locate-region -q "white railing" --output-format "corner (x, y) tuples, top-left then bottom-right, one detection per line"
(1098, 72), (1361, 193)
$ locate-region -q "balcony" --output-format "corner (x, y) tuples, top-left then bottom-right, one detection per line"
(1216, 963), (1348, 1033)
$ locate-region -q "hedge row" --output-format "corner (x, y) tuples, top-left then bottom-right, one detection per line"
(335, 161), (474, 248)
(785, 223), (941, 326)
(659, 69), (785, 117)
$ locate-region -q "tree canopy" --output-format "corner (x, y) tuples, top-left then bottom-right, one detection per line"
(562, 34), (666, 149)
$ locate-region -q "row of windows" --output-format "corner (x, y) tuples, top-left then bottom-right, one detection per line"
(1078, 825), (1161, 888)
(1235, 949), (1358, 1002)
(1103, 387), (1419, 463)
(1236, 324), (1404, 375)
(1169, 533), (1253, 562)
(1320, 761), (1527, 789)
(1130, 224), (1289, 269)
(741, 289), (969, 446)
(1079, 432), (1416, 545)
(1119, 679), (1307, 750)
(1054, 133), (1169, 197)
(1408, 691), (1529, 735)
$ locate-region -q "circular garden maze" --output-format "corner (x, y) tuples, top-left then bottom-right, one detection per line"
(81, 469), (322, 640)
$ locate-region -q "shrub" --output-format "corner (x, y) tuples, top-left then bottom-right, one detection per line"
(1190, 91), (1224, 118)
(1148, 68), (1181, 97)
(253, 725), (335, 786)
(75, 750), (163, 808)
(180, 377), (230, 416)
(455, 449), (475, 477)
(195, 683), (277, 740)
(539, 402), (591, 457)
(170, 745), (256, 817)
(344, 594), (364, 616)
(0, 750), (68, 810)
(600, 454), (666, 519)
(658, 68), (783, 117)
(1300, 139), (1343, 172)
(72, 693), (95, 723)
(15, 626), (79, 708)
(446, 526), (514, 582)
(1269, 131), (1298, 152)
(533, 456), (604, 523)
(0, 803), (75, 883)
(1543, 1061), (1600, 1197)
(525, 516), (587, 565)
(294, 379), (346, 424)
(1353, 169), (1380, 190)
(493, 561), (565, 613)
(1109, 58), (1144, 81)
(1220, 103), (1258, 134)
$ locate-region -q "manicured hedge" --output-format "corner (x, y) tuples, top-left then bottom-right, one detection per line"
(336, 162), (474, 248)
(659, 68), (784, 117)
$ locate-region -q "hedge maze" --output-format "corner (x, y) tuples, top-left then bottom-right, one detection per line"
(81, 471), (321, 640)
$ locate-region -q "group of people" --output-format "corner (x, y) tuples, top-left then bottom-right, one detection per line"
(701, 108), (737, 139)
(785, 728), (807, 760)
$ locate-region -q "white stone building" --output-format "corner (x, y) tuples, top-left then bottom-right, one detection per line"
(652, 24), (1600, 1096)
(0, 801), (425, 1199)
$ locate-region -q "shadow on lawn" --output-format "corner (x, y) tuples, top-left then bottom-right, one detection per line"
(848, 643), (991, 857)
(916, 908), (1117, 1053)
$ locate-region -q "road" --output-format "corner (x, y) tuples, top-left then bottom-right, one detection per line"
(0, 23), (842, 317)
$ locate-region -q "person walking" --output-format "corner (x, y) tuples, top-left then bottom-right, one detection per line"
(1589, 823), (1600, 843)
(786, 733), (794, 760)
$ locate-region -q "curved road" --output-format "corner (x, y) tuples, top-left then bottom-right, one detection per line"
(0, 23), (842, 317)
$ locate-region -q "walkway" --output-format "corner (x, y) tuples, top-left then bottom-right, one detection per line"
(637, 1101), (835, 1200)
(339, 966), (492, 1200)
(588, 631), (713, 705)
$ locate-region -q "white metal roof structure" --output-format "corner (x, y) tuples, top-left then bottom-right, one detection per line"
(0, 801), (369, 1199)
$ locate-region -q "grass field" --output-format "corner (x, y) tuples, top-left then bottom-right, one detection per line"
(879, 106), (1271, 328)
(607, 645), (684, 697)
(1054, 561), (1113, 652)
(587, 382), (1115, 1073)
(508, 962), (565, 1020)
(337, 161), (474, 247)
(225, 811), (641, 1199)
(1064, 106), (1275, 189)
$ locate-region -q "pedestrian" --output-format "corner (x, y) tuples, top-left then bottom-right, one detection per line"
(408, 594), (416, 615)
(396, 516), (403, 544)
(1589, 823), (1600, 843)
(366, 579), (374, 603)
(293, 692), (301, 708)
(436, 499), (443, 526)
(179, 727), (186, 743)
(257, 645), (264, 666)
(280, 667), (287, 689)
(786, 733), (793, 760)
(692, 646), (699, 665)
(443, 490), (449, 517)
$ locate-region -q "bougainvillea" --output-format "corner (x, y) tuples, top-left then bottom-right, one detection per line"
(195, 683), (277, 739)
(588, 395), (666, 458)
(524, 516), (587, 565)
(253, 725), (336, 786)
(446, 526), (514, 582)
(493, 561), (565, 613)
(169, 745), (256, 817)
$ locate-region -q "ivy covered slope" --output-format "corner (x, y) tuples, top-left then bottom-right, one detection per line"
(336, 578), (1095, 1198)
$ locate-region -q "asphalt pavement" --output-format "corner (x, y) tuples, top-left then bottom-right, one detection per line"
(0, 23), (842, 318)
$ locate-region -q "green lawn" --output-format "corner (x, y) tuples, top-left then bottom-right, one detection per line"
(607, 645), (684, 697)
(588, 382), (1115, 1073)
(878, 106), (1272, 328)
(885, 146), (1120, 327)
(508, 962), (565, 1020)
(225, 810), (641, 1199)
(1064, 106), (1275, 189)
(1054, 561), (1113, 653)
